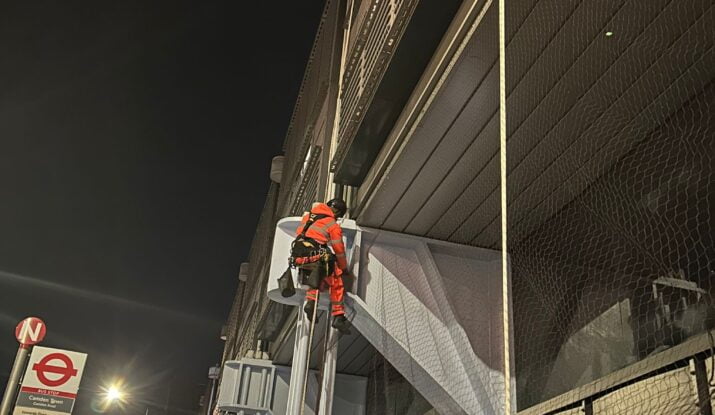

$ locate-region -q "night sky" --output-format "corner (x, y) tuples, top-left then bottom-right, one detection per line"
(0, 1), (324, 413)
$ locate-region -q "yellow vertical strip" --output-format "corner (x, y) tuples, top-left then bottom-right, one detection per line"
(498, 0), (512, 412)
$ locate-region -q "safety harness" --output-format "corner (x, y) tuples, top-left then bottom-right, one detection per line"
(290, 213), (330, 267)
(279, 213), (335, 298)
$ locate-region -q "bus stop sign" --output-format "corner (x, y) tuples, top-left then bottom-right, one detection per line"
(14, 317), (46, 347)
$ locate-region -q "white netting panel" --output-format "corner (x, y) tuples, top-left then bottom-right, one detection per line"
(505, 0), (714, 412)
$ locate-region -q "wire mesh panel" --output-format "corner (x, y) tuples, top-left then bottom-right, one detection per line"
(504, 0), (714, 412)
(365, 354), (437, 415)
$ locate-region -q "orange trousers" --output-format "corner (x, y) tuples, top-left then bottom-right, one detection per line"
(305, 271), (345, 316)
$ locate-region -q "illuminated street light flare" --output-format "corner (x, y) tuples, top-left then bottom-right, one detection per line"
(106, 386), (123, 402)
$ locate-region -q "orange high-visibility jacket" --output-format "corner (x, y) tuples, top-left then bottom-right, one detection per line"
(296, 203), (348, 271)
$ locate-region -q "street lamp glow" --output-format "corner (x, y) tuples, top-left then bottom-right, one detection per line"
(101, 381), (127, 405)
(106, 386), (123, 402)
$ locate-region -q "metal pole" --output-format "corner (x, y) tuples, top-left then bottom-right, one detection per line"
(206, 378), (218, 415)
(498, 0), (513, 412)
(286, 300), (312, 415)
(693, 357), (713, 415)
(300, 291), (320, 415)
(0, 345), (31, 415)
(318, 322), (338, 415)
(206, 366), (220, 415)
(583, 398), (594, 415)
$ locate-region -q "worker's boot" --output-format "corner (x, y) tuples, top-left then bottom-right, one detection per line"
(304, 300), (319, 323)
(332, 315), (351, 335)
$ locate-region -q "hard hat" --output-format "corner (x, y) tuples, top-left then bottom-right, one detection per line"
(326, 198), (347, 218)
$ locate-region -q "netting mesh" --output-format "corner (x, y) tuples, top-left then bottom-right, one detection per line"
(366, 354), (437, 415)
(505, 0), (714, 412)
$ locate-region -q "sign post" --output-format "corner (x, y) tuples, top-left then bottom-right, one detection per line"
(13, 347), (87, 415)
(0, 317), (47, 415)
(205, 366), (220, 415)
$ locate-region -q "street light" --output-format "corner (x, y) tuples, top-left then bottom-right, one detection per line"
(105, 385), (124, 402)
(100, 380), (128, 409)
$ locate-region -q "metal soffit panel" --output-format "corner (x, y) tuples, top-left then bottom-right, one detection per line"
(358, 2), (500, 239)
(359, 0), (714, 248)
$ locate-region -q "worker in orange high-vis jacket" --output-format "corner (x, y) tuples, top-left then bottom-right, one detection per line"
(295, 198), (350, 334)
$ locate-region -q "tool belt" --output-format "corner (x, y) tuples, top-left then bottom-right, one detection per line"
(291, 238), (335, 288)
(279, 213), (333, 297)
(290, 236), (327, 265)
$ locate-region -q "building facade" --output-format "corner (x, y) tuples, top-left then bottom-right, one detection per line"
(218, 0), (714, 414)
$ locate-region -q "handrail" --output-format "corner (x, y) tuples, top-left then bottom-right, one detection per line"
(519, 329), (715, 414)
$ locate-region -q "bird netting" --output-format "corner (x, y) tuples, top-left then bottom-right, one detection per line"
(504, 0), (714, 413)
(365, 354), (437, 415)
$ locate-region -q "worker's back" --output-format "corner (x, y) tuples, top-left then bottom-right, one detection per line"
(296, 203), (338, 245)
(295, 201), (348, 272)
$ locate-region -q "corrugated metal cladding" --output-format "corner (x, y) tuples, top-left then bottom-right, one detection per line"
(359, 0), (714, 249)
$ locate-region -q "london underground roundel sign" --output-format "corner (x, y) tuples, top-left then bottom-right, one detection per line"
(32, 352), (78, 387)
(15, 317), (47, 346)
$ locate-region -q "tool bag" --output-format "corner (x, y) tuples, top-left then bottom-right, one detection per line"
(278, 267), (295, 298)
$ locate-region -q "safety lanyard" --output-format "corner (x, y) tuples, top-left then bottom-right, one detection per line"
(299, 213), (328, 238)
